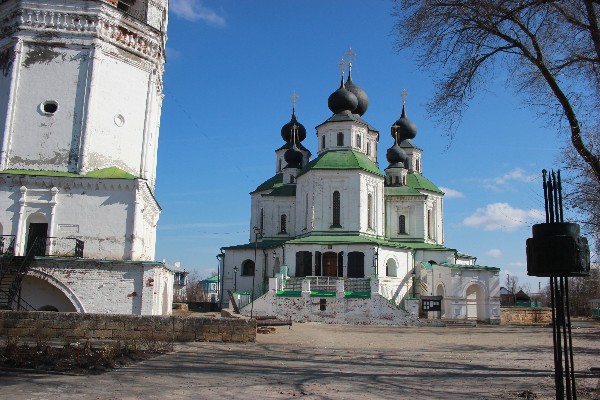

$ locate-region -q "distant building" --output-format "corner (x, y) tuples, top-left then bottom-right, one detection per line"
(0, 0), (172, 314)
(200, 276), (220, 310)
(220, 58), (500, 324)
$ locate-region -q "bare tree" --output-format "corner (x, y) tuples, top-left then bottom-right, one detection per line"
(562, 131), (600, 255)
(392, 0), (600, 183)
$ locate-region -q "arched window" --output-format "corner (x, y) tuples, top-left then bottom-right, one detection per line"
(427, 209), (434, 239)
(280, 214), (287, 233)
(355, 134), (361, 148)
(337, 132), (344, 146)
(332, 191), (341, 227)
(260, 208), (264, 233)
(367, 194), (373, 229)
(242, 259), (255, 276)
(322, 135), (326, 150)
(416, 158), (420, 172)
(399, 215), (406, 234)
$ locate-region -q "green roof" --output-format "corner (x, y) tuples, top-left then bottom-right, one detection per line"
(285, 233), (457, 252)
(420, 261), (499, 272)
(264, 184), (296, 197)
(297, 149), (384, 178)
(406, 173), (443, 194)
(252, 173), (283, 193)
(202, 275), (220, 283)
(2, 167), (137, 180)
(222, 239), (288, 250)
(384, 186), (424, 197)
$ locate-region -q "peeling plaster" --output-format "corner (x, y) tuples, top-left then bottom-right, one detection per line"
(23, 45), (67, 68)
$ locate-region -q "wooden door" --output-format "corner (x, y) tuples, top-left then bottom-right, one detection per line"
(323, 252), (337, 277)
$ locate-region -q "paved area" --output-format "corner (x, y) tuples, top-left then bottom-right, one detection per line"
(1, 322), (599, 399)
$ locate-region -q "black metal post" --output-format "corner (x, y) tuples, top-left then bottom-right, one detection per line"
(233, 266), (238, 292)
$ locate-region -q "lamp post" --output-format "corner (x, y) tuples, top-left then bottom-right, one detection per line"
(411, 270), (416, 298)
(251, 226), (261, 319)
(233, 265), (238, 292)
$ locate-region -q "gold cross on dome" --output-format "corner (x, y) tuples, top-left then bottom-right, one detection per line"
(344, 47), (357, 65)
(290, 91), (299, 109)
(400, 89), (409, 105)
(337, 58), (347, 77)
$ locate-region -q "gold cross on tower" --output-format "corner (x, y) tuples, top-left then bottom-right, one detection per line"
(344, 47), (357, 65)
(337, 58), (347, 78)
(400, 89), (409, 106)
(290, 91), (299, 110)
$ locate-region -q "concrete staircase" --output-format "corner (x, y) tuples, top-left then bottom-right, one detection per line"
(0, 255), (36, 311)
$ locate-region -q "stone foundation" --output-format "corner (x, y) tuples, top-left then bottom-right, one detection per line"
(0, 311), (256, 343)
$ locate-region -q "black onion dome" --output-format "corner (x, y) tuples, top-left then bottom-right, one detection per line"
(345, 75), (368, 116)
(284, 143), (303, 169)
(328, 77), (358, 114)
(386, 140), (408, 168)
(391, 104), (417, 141)
(281, 110), (307, 143)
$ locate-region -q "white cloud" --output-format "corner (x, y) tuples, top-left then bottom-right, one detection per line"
(482, 168), (538, 191)
(507, 261), (526, 267)
(463, 202), (544, 231)
(439, 186), (464, 199)
(486, 249), (503, 258)
(170, 0), (226, 26)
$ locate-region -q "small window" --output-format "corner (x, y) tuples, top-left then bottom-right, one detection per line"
(427, 209), (434, 239)
(416, 158), (420, 172)
(280, 214), (287, 233)
(322, 135), (326, 150)
(41, 101), (58, 115)
(337, 132), (344, 146)
(278, 159), (282, 172)
(242, 260), (255, 276)
(399, 215), (406, 234)
(366, 142), (371, 156)
(355, 134), (361, 148)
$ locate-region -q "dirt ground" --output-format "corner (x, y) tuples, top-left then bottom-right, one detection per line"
(1, 321), (599, 400)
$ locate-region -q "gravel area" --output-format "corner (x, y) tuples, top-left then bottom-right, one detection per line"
(1, 321), (599, 399)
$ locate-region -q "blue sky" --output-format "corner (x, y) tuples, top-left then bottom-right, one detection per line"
(155, 0), (569, 291)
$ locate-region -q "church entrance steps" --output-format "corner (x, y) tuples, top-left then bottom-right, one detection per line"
(443, 319), (477, 328)
(241, 288), (444, 326)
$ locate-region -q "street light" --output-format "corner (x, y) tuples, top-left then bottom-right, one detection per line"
(251, 226), (261, 319)
(233, 265), (238, 292)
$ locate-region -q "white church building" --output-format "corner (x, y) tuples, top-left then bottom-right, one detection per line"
(0, 0), (173, 314)
(221, 59), (500, 324)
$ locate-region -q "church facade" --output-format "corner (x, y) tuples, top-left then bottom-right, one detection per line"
(0, 0), (172, 314)
(221, 59), (500, 324)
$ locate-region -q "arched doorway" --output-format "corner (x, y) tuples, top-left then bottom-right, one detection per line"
(25, 213), (48, 256)
(466, 284), (486, 321)
(322, 252), (337, 277)
(347, 252), (365, 278)
(386, 258), (398, 277)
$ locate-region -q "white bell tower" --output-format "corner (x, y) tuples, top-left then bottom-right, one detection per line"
(0, 0), (168, 261)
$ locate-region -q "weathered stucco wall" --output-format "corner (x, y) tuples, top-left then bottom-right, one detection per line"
(500, 307), (552, 324)
(0, 311), (256, 343)
(245, 291), (439, 326)
(21, 259), (172, 316)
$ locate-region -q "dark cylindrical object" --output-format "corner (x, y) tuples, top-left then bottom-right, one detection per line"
(526, 222), (590, 277)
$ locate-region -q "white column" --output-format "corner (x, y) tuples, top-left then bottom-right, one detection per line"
(77, 45), (98, 173)
(1, 39), (24, 169)
(15, 186), (27, 255)
(47, 187), (59, 255)
(130, 184), (142, 260)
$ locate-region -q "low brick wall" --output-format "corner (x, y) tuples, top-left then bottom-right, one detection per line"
(500, 307), (552, 325)
(0, 311), (256, 343)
